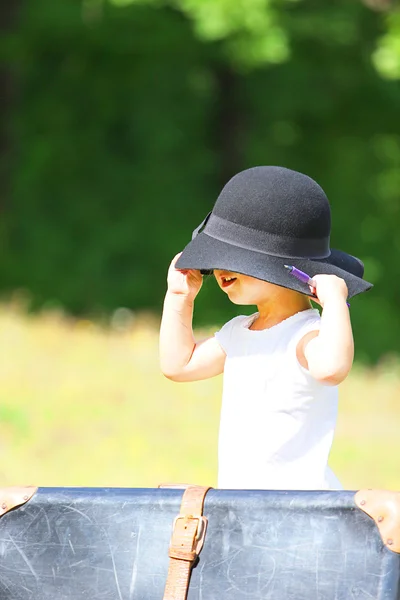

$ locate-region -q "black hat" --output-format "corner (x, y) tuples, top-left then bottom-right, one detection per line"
(176, 166), (372, 299)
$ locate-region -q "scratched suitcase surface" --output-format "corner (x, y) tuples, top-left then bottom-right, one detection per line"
(0, 487), (399, 599)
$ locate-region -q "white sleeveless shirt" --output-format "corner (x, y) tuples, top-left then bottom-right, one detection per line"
(214, 308), (342, 490)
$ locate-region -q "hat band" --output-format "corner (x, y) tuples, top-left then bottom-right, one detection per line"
(202, 213), (331, 259)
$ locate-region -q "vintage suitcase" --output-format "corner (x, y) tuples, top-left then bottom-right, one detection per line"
(0, 485), (399, 599)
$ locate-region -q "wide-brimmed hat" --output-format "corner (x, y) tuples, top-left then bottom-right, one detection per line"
(176, 166), (372, 299)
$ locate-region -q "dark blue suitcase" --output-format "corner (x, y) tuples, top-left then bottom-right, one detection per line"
(0, 486), (399, 599)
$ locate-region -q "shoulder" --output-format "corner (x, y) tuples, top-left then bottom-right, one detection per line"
(287, 309), (321, 371)
(219, 314), (252, 329)
(288, 309), (321, 344)
(295, 311), (328, 373)
(296, 330), (320, 370)
(214, 314), (253, 353)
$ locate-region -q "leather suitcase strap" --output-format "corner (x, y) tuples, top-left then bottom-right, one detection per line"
(163, 485), (212, 600)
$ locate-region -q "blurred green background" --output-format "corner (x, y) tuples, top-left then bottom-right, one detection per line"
(0, 0), (399, 489)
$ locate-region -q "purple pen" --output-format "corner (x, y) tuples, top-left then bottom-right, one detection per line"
(284, 265), (350, 307)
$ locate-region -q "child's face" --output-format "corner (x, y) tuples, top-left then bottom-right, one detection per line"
(214, 270), (281, 306)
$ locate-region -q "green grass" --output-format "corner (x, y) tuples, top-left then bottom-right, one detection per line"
(0, 305), (399, 490)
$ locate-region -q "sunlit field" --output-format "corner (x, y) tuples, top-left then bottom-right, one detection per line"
(0, 304), (399, 491)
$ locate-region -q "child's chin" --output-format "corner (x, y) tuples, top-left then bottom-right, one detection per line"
(228, 294), (253, 306)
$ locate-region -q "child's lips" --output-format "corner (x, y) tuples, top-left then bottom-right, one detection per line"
(221, 276), (237, 289)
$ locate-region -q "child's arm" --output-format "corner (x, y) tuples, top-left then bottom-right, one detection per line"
(159, 254), (226, 382)
(296, 274), (353, 385)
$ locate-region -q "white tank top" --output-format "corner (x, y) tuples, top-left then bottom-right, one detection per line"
(215, 308), (342, 490)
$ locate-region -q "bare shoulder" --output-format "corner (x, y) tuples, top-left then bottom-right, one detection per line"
(296, 330), (319, 370)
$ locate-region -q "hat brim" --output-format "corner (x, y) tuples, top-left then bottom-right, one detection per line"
(175, 232), (373, 299)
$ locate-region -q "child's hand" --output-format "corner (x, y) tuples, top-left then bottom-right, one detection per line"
(309, 274), (348, 307)
(167, 253), (203, 301)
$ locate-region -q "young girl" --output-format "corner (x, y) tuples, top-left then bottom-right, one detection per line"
(159, 166), (372, 490)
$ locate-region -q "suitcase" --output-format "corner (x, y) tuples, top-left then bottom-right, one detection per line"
(0, 485), (399, 599)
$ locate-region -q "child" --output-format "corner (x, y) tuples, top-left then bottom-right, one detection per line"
(159, 166), (372, 490)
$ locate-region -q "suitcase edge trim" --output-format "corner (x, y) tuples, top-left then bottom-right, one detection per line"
(355, 489), (400, 553)
(0, 486), (38, 518)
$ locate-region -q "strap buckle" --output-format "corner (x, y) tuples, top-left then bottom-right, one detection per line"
(169, 515), (208, 561)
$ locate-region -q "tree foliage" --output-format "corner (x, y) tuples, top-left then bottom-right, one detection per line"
(110, 0), (400, 76)
(373, 9), (400, 79)
(1, 0), (400, 362)
(111, 0), (290, 67)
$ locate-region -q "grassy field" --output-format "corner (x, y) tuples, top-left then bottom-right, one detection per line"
(0, 304), (399, 491)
